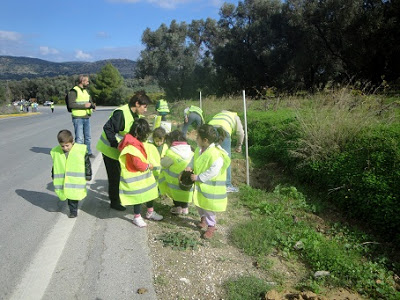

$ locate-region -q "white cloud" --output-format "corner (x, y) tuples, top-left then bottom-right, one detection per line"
(96, 31), (110, 38)
(75, 50), (92, 60)
(39, 46), (59, 55)
(0, 30), (22, 41)
(107, 0), (192, 9)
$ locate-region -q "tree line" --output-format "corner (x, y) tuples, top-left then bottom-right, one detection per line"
(136, 0), (400, 99)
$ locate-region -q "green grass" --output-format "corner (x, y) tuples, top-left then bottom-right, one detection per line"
(229, 185), (400, 299)
(223, 276), (273, 300)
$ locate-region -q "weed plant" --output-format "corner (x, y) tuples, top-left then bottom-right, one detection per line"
(230, 185), (399, 299)
(157, 231), (202, 251)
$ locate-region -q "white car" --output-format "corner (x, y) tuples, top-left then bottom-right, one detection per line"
(43, 101), (54, 106)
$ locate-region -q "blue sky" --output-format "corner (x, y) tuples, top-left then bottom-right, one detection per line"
(0, 0), (239, 62)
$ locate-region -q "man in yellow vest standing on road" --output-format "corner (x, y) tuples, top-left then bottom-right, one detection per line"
(68, 75), (96, 158)
(208, 110), (244, 193)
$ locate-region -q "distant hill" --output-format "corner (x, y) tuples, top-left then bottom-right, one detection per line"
(0, 56), (136, 80)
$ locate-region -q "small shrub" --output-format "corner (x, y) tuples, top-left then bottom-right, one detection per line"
(157, 231), (201, 250)
(223, 276), (272, 300)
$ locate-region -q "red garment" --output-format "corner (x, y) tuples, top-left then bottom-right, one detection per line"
(171, 141), (187, 146)
(118, 134), (148, 172)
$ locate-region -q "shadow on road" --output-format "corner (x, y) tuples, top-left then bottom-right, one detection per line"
(15, 189), (66, 214)
(30, 146), (52, 155)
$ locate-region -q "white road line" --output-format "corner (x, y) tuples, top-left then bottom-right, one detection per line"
(10, 154), (103, 300)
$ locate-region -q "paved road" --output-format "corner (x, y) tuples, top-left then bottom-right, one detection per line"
(0, 106), (157, 299)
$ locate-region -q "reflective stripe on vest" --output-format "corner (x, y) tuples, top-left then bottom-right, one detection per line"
(96, 104), (135, 160)
(50, 143), (87, 201)
(160, 149), (193, 203)
(119, 144), (158, 206)
(157, 99), (170, 113)
(143, 142), (161, 180)
(208, 111), (237, 135)
(188, 105), (204, 123)
(193, 145), (230, 212)
(71, 86), (92, 117)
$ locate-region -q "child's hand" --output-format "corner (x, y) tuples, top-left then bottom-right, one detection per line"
(190, 174), (198, 181)
(149, 163), (154, 170)
(185, 167), (192, 172)
(235, 146), (242, 153)
(184, 116), (188, 123)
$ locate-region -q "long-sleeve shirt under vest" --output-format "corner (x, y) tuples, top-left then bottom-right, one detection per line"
(68, 87), (95, 118)
(103, 109), (140, 149)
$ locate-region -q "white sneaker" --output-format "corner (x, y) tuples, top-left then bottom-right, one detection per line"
(132, 216), (147, 227)
(227, 186), (239, 193)
(170, 206), (182, 215)
(146, 211), (164, 221)
(181, 207), (189, 215)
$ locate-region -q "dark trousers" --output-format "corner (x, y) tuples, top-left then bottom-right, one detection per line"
(133, 200), (154, 215)
(102, 154), (121, 206)
(68, 199), (79, 214)
(173, 201), (188, 208)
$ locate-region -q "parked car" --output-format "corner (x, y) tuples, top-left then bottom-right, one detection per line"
(43, 101), (54, 106)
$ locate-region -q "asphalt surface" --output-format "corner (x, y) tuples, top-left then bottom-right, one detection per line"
(0, 106), (157, 299)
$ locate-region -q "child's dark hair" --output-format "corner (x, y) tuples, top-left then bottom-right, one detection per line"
(57, 129), (73, 144)
(129, 119), (151, 142)
(165, 129), (186, 145)
(197, 124), (226, 145)
(153, 127), (166, 140)
(129, 90), (151, 108)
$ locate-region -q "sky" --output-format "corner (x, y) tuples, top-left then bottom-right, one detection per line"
(0, 0), (239, 63)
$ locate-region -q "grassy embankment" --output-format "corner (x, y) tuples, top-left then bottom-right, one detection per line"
(160, 90), (400, 299)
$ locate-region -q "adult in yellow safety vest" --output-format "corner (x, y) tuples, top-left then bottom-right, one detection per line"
(51, 129), (92, 218)
(182, 105), (204, 138)
(96, 91), (151, 211)
(156, 99), (170, 121)
(67, 75), (96, 157)
(208, 110), (244, 193)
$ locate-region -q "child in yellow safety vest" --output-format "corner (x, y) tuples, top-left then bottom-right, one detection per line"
(159, 130), (194, 215)
(118, 119), (163, 228)
(143, 127), (168, 181)
(186, 124), (231, 239)
(50, 129), (92, 218)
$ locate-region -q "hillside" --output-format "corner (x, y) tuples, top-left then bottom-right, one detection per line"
(0, 56), (136, 80)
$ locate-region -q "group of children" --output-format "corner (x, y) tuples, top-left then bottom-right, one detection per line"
(51, 117), (231, 239)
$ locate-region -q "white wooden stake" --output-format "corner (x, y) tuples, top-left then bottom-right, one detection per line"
(199, 91), (202, 110)
(243, 90), (250, 185)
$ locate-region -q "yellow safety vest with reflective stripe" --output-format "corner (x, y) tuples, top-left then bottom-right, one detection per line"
(157, 99), (170, 113)
(71, 86), (92, 117)
(193, 145), (230, 212)
(143, 142), (161, 180)
(208, 111), (238, 135)
(96, 104), (135, 160)
(51, 143), (87, 201)
(119, 145), (159, 206)
(159, 149), (194, 203)
(188, 105), (204, 123)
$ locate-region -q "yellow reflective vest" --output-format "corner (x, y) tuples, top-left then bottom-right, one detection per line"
(193, 145), (230, 212)
(143, 142), (161, 180)
(96, 104), (135, 160)
(188, 105), (204, 123)
(157, 99), (170, 113)
(208, 111), (238, 135)
(119, 145), (159, 206)
(71, 86), (92, 117)
(51, 143), (87, 201)
(158, 149), (194, 203)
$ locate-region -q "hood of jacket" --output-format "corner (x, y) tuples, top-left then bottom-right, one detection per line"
(118, 134), (146, 157)
(170, 143), (193, 160)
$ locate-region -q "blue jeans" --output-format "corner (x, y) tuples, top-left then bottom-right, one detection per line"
(72, 118), (92, 154)
(220, 132), (232, 187)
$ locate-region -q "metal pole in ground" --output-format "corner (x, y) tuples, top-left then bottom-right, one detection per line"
(199, 91), (202, 110)
(243, 90), (250, 185)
